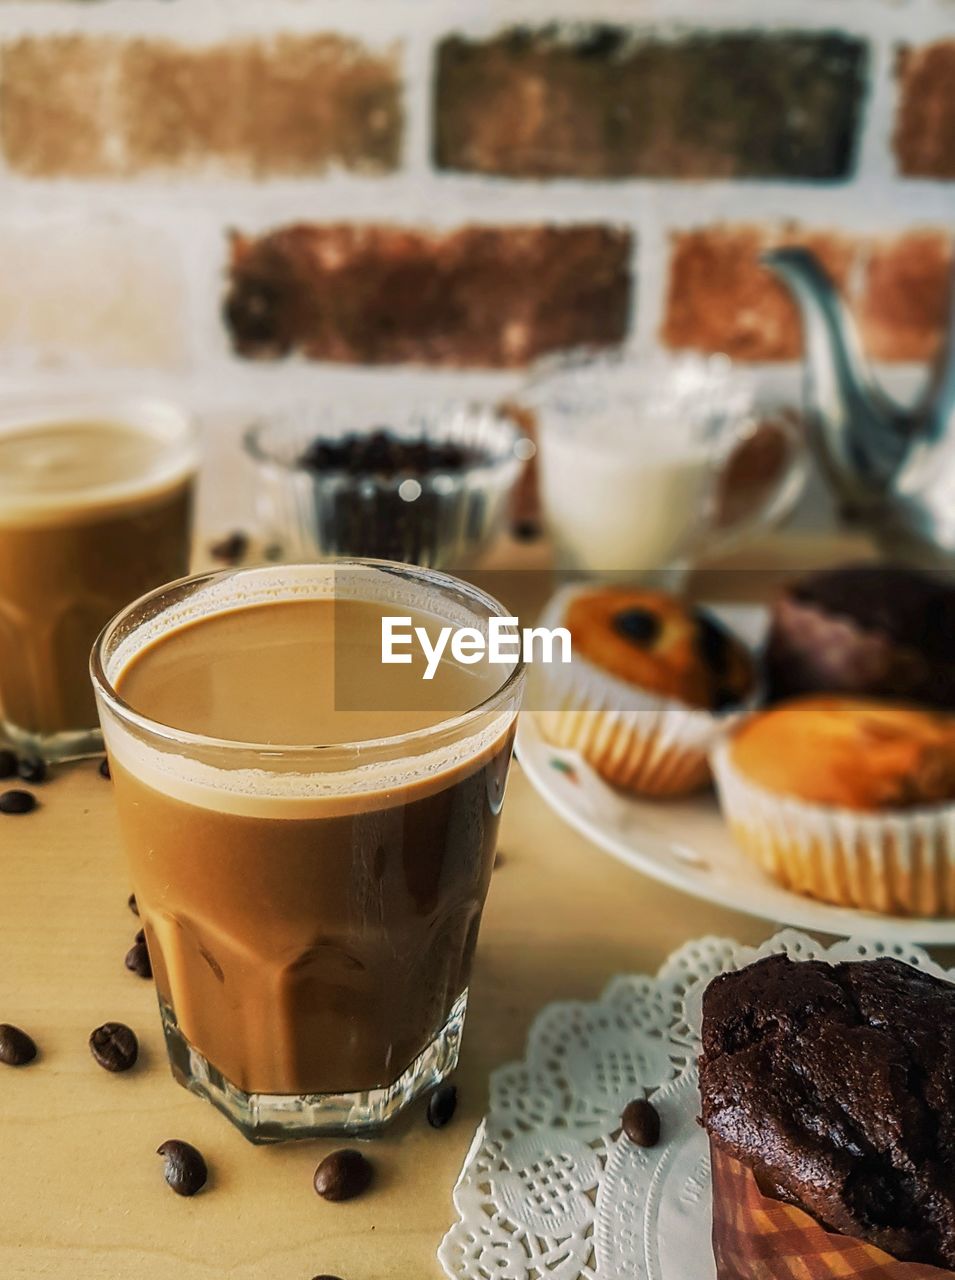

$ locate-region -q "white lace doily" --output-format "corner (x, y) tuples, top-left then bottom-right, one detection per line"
(439, 930), (952, 1280)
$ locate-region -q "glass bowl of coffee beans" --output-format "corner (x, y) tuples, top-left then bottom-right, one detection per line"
(245, 403), (529, 570)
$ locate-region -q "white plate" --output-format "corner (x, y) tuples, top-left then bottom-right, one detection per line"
(515, 603), (955, 945)
(440, 931), (953, 1280)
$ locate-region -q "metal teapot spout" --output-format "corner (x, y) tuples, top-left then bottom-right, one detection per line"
(762, 247), (910, 512)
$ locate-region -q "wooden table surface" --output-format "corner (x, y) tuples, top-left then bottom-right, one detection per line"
(3, 530), (927, 1280)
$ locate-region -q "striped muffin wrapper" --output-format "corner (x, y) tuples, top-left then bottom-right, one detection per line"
(711, 742), (955, 917)
(710, 1144), (953, 1278)
(531, 587), (754, 798)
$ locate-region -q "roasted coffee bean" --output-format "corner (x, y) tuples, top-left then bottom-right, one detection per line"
(613, 608), (661, 646)
(312, 1275), (345, 1280)
(125, 941), (152, 979)
(0, 790), (36, 815)
(209, 531), (248, 564)
(134, 928), (146, 947)
(157, 1140), (207, 1197)
(0, 749), (17, 779)
(0, 1024), (37, 1066)
(621, 1097), (660, 1148)
(300, 430), (474, 479)
(16, 756), (46, 784)
(89, 1022), (138, 1073)
(99, 757), (111, 780)
(313, 1149), (373, 1202)
(128, 893), (139, 916)
(427, 1083), (458, 1129)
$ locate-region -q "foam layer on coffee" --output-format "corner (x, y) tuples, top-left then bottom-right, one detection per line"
(101, 565), (520, 818)
(0, 408), (196, 525)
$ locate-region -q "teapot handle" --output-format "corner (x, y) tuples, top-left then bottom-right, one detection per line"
(697, 409), (810, 559)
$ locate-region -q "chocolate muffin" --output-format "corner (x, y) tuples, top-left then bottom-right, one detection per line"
(766, 564), (955, 708)
(699, 953), (955, 1268)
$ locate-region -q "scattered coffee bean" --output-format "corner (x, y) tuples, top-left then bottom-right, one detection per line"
(89, 1022), (138, 1073)
(312, 1275), (345, 1280)
(0, 749), (17, 779)
(125, 941), (152, 979)
(99, 757), (111, 780)
(621, 1097), (660, 1148)
(313, 1149), (373, 1202)
(209, 531), (249, 564)
(128, 893), (139, 916)
(16, 756), (46, 784)
(427, 1083), (458, 1129)
(134, 928), (145, 946)
(157, 1140), (207, 1197)
(0, 790), (36, 815)
(0, 1024), (37, 1066)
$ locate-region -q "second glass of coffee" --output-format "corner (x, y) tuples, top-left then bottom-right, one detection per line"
(0, 401), (197, 759)
(92, 562), (524, 1140)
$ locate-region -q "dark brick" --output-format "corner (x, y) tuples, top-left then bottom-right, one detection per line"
(435, 27), (867, 180)
(894, 41), (955, 179)
(1, 35), (402, 177)
(224, 223), (632, 367)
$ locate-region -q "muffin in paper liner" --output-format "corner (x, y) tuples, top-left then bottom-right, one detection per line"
(532, 588), (754, 798)
(710, 740), (955, 916)
(710, 1143), (953, 1279)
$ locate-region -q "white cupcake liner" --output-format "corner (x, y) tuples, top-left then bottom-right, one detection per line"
(711, 741), (955, 917)
(531, 587), (754, 797)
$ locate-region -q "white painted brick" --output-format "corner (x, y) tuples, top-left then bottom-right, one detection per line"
(0, 217), (188, 370)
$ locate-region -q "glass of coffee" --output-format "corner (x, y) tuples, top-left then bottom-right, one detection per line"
(0, 399), (198, 759)
(91, 561), (524, 1141)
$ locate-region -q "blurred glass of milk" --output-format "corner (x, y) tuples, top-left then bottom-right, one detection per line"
(524, 352), (806, 582)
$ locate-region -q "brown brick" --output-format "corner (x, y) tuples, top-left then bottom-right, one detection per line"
(0, 36), (113, 175)
(860, 231), (953, 362)
(224, 223), (632, 367)
(435, 27), (867, 179)
(661, 225), (857, 361)
(1, 34), (401, 177)
(894, 41), (955, 178)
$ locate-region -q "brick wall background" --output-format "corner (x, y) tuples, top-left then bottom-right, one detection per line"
(0, 0), (952, 530)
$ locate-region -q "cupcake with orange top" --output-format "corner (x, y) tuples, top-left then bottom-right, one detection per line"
(535, 586), (756, 797)
(712, 695), (955, 915)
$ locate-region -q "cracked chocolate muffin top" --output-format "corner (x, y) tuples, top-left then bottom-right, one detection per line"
(699, 953), (955, 1268)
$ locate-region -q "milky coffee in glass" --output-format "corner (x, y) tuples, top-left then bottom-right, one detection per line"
(92, 563), (524, 1141)
(0, 403), (196, 758)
